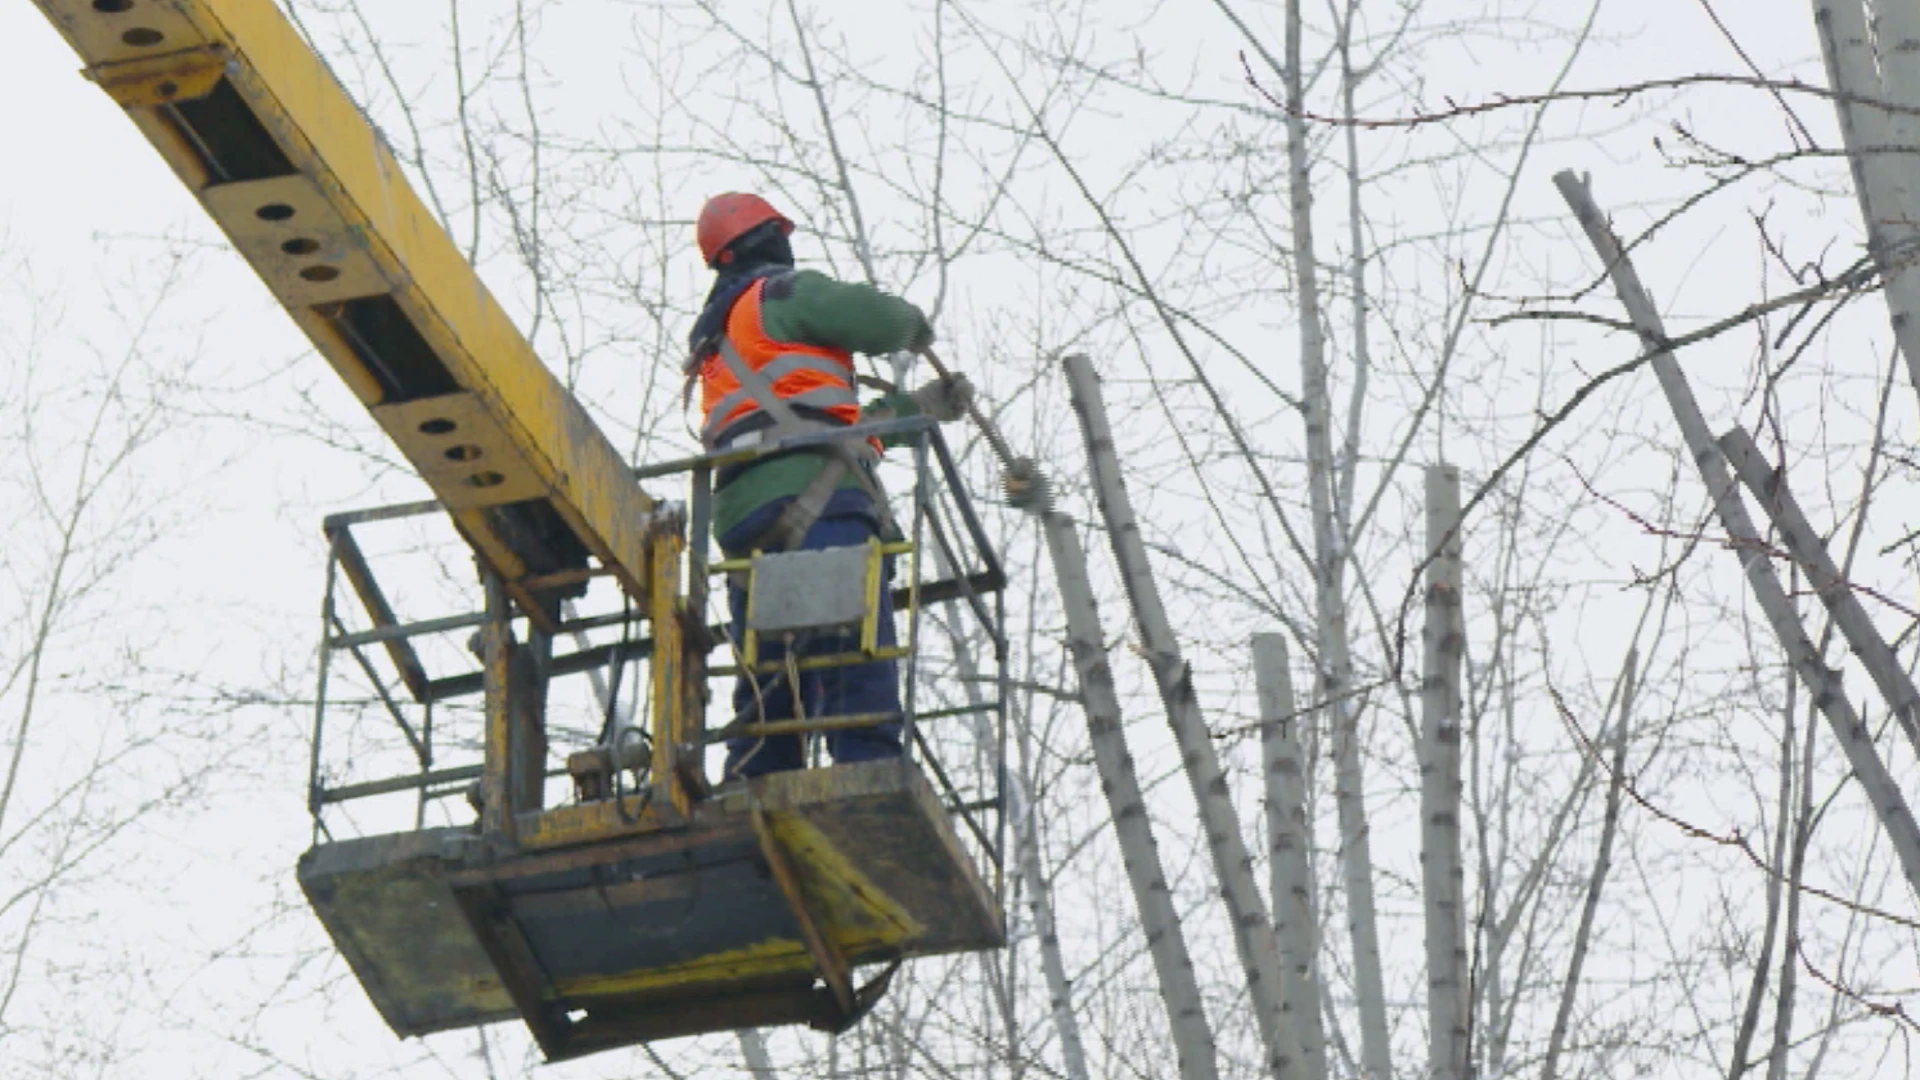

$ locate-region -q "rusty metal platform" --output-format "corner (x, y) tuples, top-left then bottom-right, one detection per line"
(298, 760), (1001, 1059)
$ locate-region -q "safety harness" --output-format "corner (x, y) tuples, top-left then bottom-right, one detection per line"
(707, 337), (896, 554)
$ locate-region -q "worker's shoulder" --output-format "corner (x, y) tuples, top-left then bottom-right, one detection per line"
(759, 268), (923, 354)
(762, 267), (866, 302)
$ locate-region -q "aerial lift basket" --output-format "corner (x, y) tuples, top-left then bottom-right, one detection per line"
(298, 419), (1011, 1060)
(18, 0), (1011, 1057)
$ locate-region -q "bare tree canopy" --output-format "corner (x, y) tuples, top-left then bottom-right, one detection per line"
(3, 1), (1919, 1078)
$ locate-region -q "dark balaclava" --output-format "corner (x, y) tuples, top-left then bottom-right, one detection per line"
(686, 222), (796, 366)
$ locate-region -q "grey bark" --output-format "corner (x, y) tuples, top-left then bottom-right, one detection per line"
(1419, 465), (1468, 1080)
(1064, 353), (1312, 1080)
(1726, 635), (1795, 1080)
(1281, 3), (1391, 1074)
(1540, 648), (1637, 1080)
(1024, 475), (1220, 1080)
(1004, 762), (1091, 1080)
(1812, 0), (1920, 406)
(739, 1029), (777, 1079)
(1255, 633), (1329, 1071)
(929, 539), (1092, 1080)
(1553, 169), (1920, 902)
(1718, 426), (1920, 759)
(1767, 699), (1821, 1080)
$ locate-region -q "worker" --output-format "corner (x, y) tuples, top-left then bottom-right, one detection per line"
(687, 193), (971, 779)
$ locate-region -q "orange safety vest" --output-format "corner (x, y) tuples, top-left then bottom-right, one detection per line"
(699, 277), (870, 452)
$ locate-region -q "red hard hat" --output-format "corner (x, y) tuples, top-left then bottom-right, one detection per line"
(696, 193), (793, 267)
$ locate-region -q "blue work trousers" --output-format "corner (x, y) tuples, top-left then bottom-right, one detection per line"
(718, 496), (903, 778)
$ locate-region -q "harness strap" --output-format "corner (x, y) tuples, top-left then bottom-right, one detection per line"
(712, 339), (895, 552)
(701, 352), (861, 445)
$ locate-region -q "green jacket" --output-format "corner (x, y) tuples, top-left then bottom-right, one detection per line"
(709, 269), (934, 542)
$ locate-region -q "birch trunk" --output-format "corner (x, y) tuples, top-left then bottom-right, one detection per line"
(1418, 465), (1468, 1080)
(1726, 638), (1795, 1080)
(930, 540), (1092, 1080)
(1254, 633), (1328, 1071)
(1868, 0), (1920, 269)
(1282, 3), (1392, 1074)
(739, 1029), (777, 1079)
(1811, 0), (1920, 406)
(1064, 354), (1312, 1080)
(1719, 426), (1920, 758)
(1005, 758), (1092, 1080)
(1767, 703), (1820, 1080)
(1028, 483), (1220, 1080)
(1554, 169), (1920, 902)
(1540, 648), (1637, 1080)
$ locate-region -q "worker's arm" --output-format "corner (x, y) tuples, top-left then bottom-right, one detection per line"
(759, 270), (934, 355)
(862, 387), (928, 449)
(760, 268), (964, 446)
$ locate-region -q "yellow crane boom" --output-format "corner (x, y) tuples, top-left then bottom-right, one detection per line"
(31, 0), (658, 628)
(29, 1), (1011, 1060)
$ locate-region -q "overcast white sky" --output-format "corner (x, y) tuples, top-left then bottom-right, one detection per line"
(0, 2), (1913, 1078)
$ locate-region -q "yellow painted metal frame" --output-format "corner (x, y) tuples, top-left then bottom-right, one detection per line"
(29, 0), (659, 627)
(647, 531), (692, 819)
(482, 523), (695, 849)
(551, 811), (922, 1001)
(40, 4), (1007, 1056)
(711, 539), (914, 677)
(515, 797), (678, 852)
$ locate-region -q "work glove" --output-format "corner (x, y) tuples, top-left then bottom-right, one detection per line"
(912, 373), (973, 423)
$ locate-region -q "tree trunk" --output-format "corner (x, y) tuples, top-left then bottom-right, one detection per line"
(739, 1029), (777, 1079)
(1029, 480), (1221, 1080)
(1006, 759), (1092, 1080)
(1540, 648), (1637, 1080)
(1063, 353), (1314, 1080)
(1725, 635), (1795, 1080)
(1254, 633), (1329, 1071)
(1281, 3), (1393, 1074)
(1811, 0), (1920, 407)
(1554, 169), (1920, 902)
(1419, 465), (1468, 1080)
(1719, 426), (1920, 758)
(930, 540), (1092, 1080)
(1767, 700), (1820, 1080)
